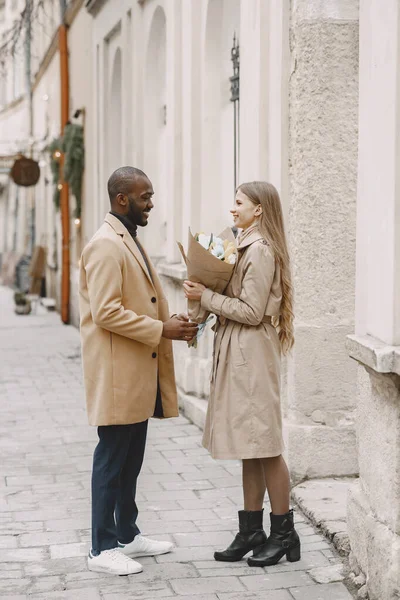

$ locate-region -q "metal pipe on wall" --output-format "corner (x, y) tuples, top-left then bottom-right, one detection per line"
(59, 21), (70, 324)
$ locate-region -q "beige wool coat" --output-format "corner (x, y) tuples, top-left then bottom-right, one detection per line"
(200, 224), (285, 460)
(79, 214), (178, 426)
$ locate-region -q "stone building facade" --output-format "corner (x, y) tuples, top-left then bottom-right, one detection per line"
(0, 1), (398, 596)
(0, 0), (93, 320)
(0, 0), (31, 272)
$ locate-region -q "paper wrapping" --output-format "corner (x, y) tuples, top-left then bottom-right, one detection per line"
(177, 227), (236, 324)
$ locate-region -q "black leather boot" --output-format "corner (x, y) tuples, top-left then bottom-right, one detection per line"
(247, 509), (301, 567)
(214, 510), (267, 562)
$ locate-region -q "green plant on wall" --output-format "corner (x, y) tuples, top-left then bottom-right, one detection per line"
(47, 138), (62, 210)
(61, 123), (84, 219)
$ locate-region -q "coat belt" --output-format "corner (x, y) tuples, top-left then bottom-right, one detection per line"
(262, 316), (273, 324)
(217, 314), (274, 326)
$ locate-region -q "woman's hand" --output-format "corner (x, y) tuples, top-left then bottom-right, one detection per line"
(183, 280), (206, 301)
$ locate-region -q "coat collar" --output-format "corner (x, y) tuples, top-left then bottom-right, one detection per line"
(104, 213), (155, 289)
(236, 224), (264, 250)
(104, 212), (127, 235)
(109, 211), (138, 238)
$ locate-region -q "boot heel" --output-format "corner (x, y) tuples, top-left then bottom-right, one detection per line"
(286, 544), (301, 562)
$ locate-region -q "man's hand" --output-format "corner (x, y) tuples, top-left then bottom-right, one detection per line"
(162, 316), (198, 341)
(175, 313), (190, 322)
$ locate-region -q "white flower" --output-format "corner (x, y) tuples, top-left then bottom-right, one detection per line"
(198, 234), (212, 250)
(211, 244), (225, 259)
(195, 232), (236, 263)
(213, 237), (223, 247)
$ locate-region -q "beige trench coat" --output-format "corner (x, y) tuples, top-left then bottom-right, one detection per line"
(200, 225), (284, 460)
(79, 214), (178, 426)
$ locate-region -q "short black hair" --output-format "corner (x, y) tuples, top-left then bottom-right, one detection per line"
(107, 166), (148, 203)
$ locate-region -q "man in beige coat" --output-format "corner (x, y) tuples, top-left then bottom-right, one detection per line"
(79, 166), (197, 576)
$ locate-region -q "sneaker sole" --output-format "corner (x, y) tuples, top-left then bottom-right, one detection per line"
(88, 562), (143, 576)
(121, 546), (173, 558)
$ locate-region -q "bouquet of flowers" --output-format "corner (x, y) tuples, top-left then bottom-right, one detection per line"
(177, 227), (237, 345)
(196, 233), (237, 264)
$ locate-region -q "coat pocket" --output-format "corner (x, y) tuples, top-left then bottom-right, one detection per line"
(231, 325), (247, 366)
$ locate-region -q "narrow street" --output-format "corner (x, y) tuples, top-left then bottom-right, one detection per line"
(0, 285), (354, 599)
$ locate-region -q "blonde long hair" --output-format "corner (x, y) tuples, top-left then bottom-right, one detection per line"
(238, 181), (294, 354)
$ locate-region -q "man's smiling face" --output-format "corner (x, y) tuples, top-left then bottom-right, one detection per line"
(120, 176), (155, 227)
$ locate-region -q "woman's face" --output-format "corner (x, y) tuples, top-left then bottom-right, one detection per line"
(231, 189), (261, 230)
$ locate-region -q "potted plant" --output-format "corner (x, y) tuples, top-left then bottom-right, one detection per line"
(14, 291), (32, 315)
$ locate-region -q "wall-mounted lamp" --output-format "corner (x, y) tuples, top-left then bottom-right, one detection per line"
(73, 107), (86, 124)
(72, 108), (86, 131)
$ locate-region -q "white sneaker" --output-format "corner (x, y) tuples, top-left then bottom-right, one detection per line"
(87, 548), (143, 575)
(118, 535), (173, 558)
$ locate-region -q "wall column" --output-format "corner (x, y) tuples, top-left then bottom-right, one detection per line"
(286, 0), (359, 482)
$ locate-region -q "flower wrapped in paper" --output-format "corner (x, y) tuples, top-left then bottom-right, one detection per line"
(177, 227), (237, 329)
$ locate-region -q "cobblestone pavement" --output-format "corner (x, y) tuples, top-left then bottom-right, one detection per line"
(0, 286), (354, 599)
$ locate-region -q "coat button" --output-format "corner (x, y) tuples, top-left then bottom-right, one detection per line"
(152, 352), (157, 358)
(151, 297), (157, 303)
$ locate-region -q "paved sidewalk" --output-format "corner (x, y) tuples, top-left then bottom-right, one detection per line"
(293, 478), (352, 557)
(0, 286), (354, 599)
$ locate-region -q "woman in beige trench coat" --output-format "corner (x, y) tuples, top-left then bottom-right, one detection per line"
(184, 182), (300, 568)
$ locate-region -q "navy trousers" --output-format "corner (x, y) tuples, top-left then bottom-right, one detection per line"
(91, 420), (148, 554)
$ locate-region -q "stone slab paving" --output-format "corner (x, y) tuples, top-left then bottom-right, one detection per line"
(292, 478), (353, 557)
(0, 286), (355, 599)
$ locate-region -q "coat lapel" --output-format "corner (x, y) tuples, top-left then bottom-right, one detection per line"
(104, 214), (155, 289)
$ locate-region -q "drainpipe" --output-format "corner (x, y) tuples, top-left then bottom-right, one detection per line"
(25, 0), (35, 254)
(59, 0), (70, 324)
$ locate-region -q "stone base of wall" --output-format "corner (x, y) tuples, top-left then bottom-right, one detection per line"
(347, 337), (400, 600)
(286, 423), (358, 484)
(348, 480), (400, 600)
(178, 388), (207, 431)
